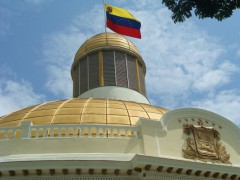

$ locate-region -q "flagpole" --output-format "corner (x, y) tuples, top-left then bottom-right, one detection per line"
(103, 0), (107, 33)
(103, 0), (108, 45)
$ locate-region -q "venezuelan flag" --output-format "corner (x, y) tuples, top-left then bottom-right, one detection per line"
(105, 4), (141, 39)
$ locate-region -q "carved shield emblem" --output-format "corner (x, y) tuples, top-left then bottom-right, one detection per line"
(182, 123), (230, 163)
(192, 126), (218, 159)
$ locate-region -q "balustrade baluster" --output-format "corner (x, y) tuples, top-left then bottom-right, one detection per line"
(103, 128), (107, 137)
(80, 127), (84, 137)
(72, 127), (76, 137)
(96, 128), (100, 137)
(50, 128), (54, 137)
(116, 129), (120, 138)
(110, 129), (114, 138)
(125, 129), (128, 137)
(58, 128), (62, 137)
(43, 128), (47, 138)
(35, 128), (39, 138)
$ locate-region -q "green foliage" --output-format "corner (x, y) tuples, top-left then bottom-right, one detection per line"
(162, 0), (240, 23)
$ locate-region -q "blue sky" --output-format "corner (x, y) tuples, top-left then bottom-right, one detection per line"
(0, 0), (240, 127)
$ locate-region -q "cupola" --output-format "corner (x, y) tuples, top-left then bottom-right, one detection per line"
(71, 33), (149, 104)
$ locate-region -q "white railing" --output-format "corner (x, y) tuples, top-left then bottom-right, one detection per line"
(0, 121), (140, 140)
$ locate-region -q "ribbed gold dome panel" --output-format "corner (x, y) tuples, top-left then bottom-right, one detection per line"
(0, 98), (168, 127)
(74, 33), (142, 62)
(72, 32), (146, 77)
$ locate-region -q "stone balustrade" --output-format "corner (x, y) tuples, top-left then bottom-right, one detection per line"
(0, 121), (140, 140)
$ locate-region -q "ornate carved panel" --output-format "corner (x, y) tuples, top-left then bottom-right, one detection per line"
(182, 120), (230, 163)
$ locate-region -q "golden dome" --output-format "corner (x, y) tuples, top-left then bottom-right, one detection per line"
(74, 33), (141, 61)
(72, 33), (145, 74)
(0, 98), (168, 127)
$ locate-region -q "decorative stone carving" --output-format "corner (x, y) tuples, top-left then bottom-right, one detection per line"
(182, 120), (230, 163)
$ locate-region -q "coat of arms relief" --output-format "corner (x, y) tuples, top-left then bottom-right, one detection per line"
(182, 120), (230, 163)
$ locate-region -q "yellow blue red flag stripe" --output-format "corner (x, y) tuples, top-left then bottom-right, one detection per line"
(105, 4), (141, 39)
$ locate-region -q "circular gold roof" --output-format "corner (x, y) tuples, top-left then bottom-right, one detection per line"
(0, 98), (168, 127)
(74, 32), (142, 62)
(72, 33), (145, 74)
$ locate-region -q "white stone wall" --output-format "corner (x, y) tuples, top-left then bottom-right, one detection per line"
(0, 107), (239, 179)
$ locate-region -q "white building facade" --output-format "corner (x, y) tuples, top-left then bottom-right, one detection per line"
(0, 33), (239, 179)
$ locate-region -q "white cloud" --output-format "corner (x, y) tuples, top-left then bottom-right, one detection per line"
(191, 90), (240, 127)
(42, 5), (103, 99)
(43, 33), (79, 98)
(124, 2), (238, 106)
(0, 66), (45, 116)
(192, 62), (238, 92)
(0, 80), (44, 118)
